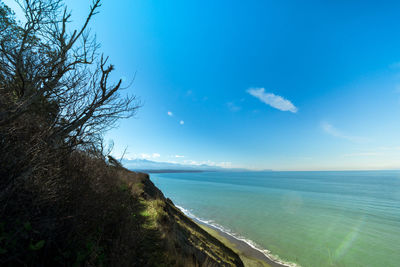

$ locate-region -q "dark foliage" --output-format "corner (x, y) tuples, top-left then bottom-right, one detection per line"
(0, 0), (143, 265)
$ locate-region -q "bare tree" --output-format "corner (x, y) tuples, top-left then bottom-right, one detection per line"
(0, 0), (139, 150)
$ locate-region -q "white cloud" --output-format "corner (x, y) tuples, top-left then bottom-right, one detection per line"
(183, 160), (198, 165)
(167, 111), (173, 116)
(175, 155), (185, 158)
(165, 160), (178, 164)
(139, 154), (151, 159)
(215, 162), (232, 168)
(247, 88), (298, 113)
(180, 120), (184, 125)
(321, 122), (370, 143)
(137, 153), (161, 159)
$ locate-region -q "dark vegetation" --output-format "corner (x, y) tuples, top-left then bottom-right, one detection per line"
(0, 0), (243, 266)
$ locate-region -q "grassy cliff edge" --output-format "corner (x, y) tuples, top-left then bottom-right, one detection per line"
(118, 168), (244, 266)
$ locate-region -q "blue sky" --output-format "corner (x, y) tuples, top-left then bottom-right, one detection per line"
(6, 0), (400, 170)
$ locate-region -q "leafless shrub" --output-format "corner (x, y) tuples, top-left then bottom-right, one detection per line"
(0, 0), (140, 149)
(0, 0), (142, 265)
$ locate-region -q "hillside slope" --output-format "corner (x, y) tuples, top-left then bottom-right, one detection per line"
(120, 169), (244, 266)
(1, 151), (244, 266)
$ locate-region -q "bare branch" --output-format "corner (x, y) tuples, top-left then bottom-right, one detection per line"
(0, 0), (140, 151)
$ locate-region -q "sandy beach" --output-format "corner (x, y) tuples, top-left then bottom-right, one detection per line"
(195, 220), (288, 267)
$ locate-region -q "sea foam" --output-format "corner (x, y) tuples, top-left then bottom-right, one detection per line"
(176, 205), (299, 267)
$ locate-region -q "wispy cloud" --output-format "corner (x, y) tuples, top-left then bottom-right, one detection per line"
(175, 155), (184, 158)
(321, 122), (370, 143)
(179, 120), (184, 125)
(133, 153), (161, 159)
(215, 162), (233, 168)
(247, 88), (298, 113)
(227, 102), (241, 112)
(167, 111), (173, 117)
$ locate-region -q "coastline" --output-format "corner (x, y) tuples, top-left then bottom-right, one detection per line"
(176, 206), (295, 267)
(198, 221), (285, 267)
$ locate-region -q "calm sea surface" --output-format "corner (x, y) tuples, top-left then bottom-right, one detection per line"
(151, 171), (400, 267)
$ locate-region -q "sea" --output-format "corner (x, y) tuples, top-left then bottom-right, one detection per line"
(150, 171), (400, 267)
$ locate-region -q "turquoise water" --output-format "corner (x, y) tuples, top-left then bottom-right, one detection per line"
(151, 171), (400, 267)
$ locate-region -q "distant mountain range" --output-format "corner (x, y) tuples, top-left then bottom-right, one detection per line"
(121, 159), (249, 172)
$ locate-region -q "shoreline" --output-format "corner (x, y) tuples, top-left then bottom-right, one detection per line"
(197, 220), (288, 267)
(176, 206), (296, 267)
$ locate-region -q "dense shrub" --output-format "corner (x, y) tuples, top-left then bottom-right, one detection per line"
(0, 0), (142, 265)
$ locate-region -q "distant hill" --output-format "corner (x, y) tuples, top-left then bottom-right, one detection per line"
(121, 159), (249, 172)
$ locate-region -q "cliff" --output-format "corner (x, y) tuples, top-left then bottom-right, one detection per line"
(119, 169), (244, 266)
(0, 152), (243, 266)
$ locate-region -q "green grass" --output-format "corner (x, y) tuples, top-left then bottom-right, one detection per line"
(140, 199), (167, 229)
